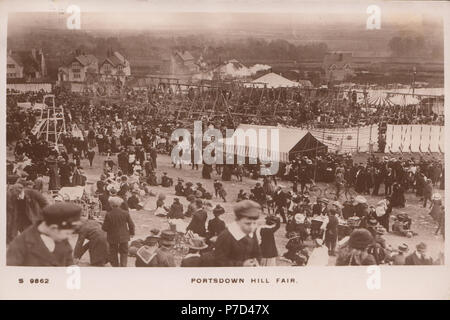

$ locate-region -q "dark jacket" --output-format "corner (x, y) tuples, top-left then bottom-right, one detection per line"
(168, 202), (184, 219)
(335, 248), (377, 266)
(102, 207), (135, 244)
(214, 227), (262, 266)
(405, 252), (433, 265)
(260, 220), (281, 258)
(7, 188), (49, 243)
(7, 225), (74, 266)
(127, 195), (141, 210)
(73, 220), (108, 266)
(273, 190), (287, 208)
(187, 209), (207, 237)
(207, 217), (226, 239)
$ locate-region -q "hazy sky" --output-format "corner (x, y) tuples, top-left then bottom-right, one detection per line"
(6, 1), (444, 31)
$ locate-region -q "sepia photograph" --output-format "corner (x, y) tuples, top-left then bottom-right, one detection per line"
(1, 0), (448, 292)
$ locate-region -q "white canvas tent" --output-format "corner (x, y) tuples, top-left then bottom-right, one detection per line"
(246, 72), (301, 88)
(221, 124), (326, 163)
(385, 124), (444, 153)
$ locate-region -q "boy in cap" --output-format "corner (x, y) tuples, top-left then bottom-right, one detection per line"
(213, 200), (262, 267)
(7, 203), (82, 266)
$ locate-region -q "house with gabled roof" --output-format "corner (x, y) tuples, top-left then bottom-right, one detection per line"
(162, 50), (200, 75)
(7, 49), (47, 82)
(99, 50), (131, 81)
(58, 51), (98, 83)
(322, 51), (354, 82)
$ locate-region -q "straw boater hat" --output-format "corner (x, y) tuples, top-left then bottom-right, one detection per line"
(187, 237), (208, 251)
(398, 243), (409, 252)
(159, 230), (176, 246)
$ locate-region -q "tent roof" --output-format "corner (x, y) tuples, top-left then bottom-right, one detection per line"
(249, 72), (301, 88)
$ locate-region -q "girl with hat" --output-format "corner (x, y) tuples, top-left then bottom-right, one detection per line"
(258, 215), (281, 266)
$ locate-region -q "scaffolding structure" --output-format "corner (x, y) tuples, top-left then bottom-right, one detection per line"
(31, 94), (67, 145)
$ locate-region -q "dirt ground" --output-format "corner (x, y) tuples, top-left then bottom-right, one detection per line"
(8, 148), (445, 266)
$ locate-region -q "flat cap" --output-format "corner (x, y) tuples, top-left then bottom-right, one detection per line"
(42, 203), (82, 229)
(233, 200), (261, 219)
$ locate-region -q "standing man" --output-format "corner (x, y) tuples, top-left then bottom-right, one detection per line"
(149, 146), (157, 169)
(7, 203), (81, 266)
(214, 200), (262, 267)
(273, 186), (288, 223)
(102, 196), (135, 267)
(7, 183), (48, 244)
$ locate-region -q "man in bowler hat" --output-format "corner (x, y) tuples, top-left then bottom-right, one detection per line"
(102, 197), (135, 267)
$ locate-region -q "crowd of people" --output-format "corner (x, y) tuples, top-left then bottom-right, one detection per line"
(5, 87), (445, 267)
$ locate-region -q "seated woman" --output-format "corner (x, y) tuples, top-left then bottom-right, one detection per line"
(127, 191), (143, 210)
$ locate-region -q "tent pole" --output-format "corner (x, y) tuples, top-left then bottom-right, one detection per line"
(356, 125), (360, 153)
